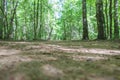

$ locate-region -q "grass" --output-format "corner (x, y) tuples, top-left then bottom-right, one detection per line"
(44, 40), (120, 50)
(2, 54), (119, 80)
(0, 40), (120, 80)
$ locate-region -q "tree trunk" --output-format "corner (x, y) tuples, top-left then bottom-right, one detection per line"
(36, 0), (40, 39)
(7, 1), (18, 39)
(105, 0), (109, 39)
(96, 0), (106, 40)
(63, 20), (67, 40)
(0, 1), (3, 39)
(14, 12), (18, 40)
(2, 0), (8, 39)
(114, 0), (119, 39)
(82, 0), (89, 40)
(33, 0), (37, 40)
(109, 0), (113, 39)
(47, 27), (53, 40)
(39, 0), (43, 39)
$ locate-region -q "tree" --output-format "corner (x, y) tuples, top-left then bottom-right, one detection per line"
(105, 0), (109, 39)
(0, 1), (3, 39)
(96, 0), (106, 40)
(0, 0), (8, 39)
(109, 0), (113, 39)
(39, 0), (43, 39)
(7, 0), (18, 39)
(114, 0), (119, 39)
(82, 0), (89, 40)
(0, 0), (119, 41)
(33, 0), (37, 40)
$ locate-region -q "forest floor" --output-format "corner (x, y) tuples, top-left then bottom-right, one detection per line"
(0, 40), (120, 80)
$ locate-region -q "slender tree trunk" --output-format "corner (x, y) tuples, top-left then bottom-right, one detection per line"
(0, 19), (3, 39)
(7, 1), (18, 39)
(39, 0), (43, 39)
(36, 0), (40, 39)
(109, 0), (113, 39)
(0, 1), (3, 39)
(63, 20), (66, 40)
(105, 0), (109, 39)
(23, 7), (27, 40)
(82, 0), (89, 40)
(47, 27), (53, 40)
(114, 0), (119, 39)
(96, 0), (106, 40)
(70, 23), (72, 40)
(2, 0), (8, 39)
(33, 0), (37, 40)
(14, 12), (18, 40)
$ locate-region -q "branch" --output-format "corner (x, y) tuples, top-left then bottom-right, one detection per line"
(0, 6), (4, 15)
(10, 1), (19, 26)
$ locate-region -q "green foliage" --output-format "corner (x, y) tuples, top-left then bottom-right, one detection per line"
(0, 0), (119, 40)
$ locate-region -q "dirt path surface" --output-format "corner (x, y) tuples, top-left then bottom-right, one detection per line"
(0, 42), (120, 66)
(0, 49), (20, 56)
(24, 44), (120, 55)
(0, 41), (120, 80)
(46, 44), (120, 55)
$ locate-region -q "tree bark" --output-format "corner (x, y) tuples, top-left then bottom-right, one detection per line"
(8, 1), (18, 39)
(0, 4), (3, 39)
(14, 12), (18, 40)
(82, 0), (89, 40)
(109, 0), (113, 39)
(1, 0), (8, 39)
(63, 20), (67, 40)
(33, 0), (37, 40)
(96, 0), (106, 40)
(114, 0), (119, 39)
(39, 0), (43, 39)
(105, 0), (109, 39)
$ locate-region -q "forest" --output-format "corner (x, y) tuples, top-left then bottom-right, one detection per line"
(0, 0), (119, 40)
(0, 0), (120, 80)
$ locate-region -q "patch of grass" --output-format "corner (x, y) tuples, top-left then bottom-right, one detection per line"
(45, 40), (120, 50)
(0, 42), (10, 47)
(22, 51), (53, 55)
(8, 44), (28, 50)
(0, 55), (120, 80)
(0, 41), (120, 80)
